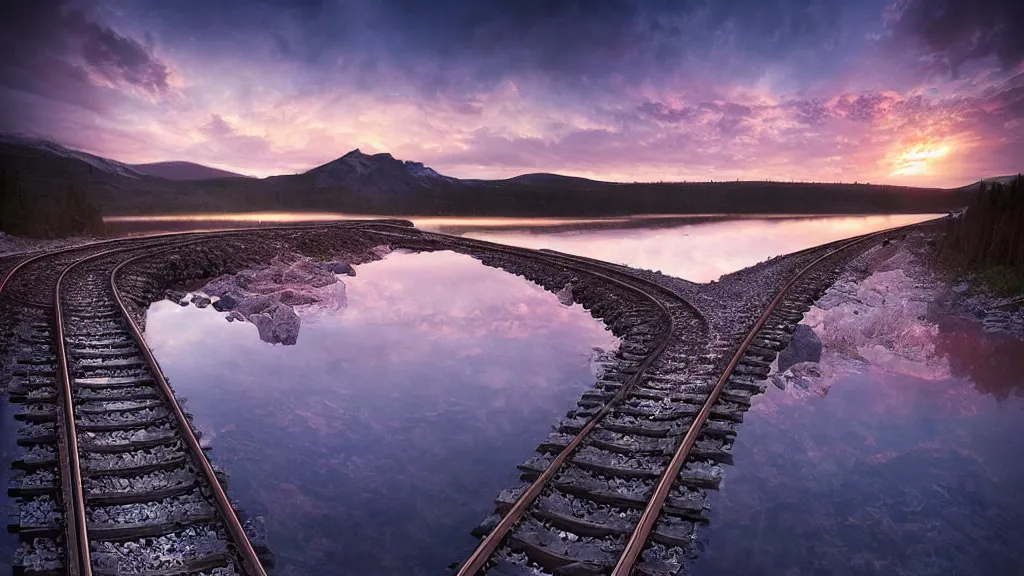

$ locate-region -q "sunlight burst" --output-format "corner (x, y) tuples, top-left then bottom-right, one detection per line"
(889, 142), (952, 176)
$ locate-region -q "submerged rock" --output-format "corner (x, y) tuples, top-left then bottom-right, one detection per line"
(777, 324), (822, 372)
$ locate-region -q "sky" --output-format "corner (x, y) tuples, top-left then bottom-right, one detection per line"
(0, 0), (1022, 187)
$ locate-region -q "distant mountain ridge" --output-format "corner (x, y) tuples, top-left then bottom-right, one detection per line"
(130, 161), (250, 181)
(0, 134), (979, 233)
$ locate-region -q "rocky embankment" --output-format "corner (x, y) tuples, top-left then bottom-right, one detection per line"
(166, 253), (386, 345)
(765, 228), (963, 396)
(113, 225), (404, 340)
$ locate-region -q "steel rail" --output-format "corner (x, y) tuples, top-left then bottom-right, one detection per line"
(53, 255), (100, 576)
(2, 220), (396, 575)
(111, 244), (270, 576)
(610, 224), (911, 574)
(415, 218), (942, 575)
(442, 240), (690, 575)
(2, 249), (97, 576)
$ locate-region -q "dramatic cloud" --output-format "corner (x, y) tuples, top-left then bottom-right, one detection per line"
(0, 0), (1021, 186)
(886, 0), (1024, 75)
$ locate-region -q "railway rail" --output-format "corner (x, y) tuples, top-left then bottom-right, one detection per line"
(3, 242), (269, 575)
(2, 218), (934, 574)
(3, 221), (409, 574)
(423, 224), (921, 575)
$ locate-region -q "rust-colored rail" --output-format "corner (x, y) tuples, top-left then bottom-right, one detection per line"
(610, 225), (908, 574)
(54, 256), (97, 576)
(111, 244), (269, 576)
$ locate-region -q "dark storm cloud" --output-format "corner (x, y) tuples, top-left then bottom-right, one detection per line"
(0, 0), (170, 118)
(887, 0), (1024, 75)
(76, 17), (170, 94)
(108, 0), (879, 95)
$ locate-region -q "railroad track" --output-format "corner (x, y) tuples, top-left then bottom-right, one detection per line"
(3, 220), (410, 574)
(368, 224), (916, 575)
(1, 218), (931, 574)
(4, 242), (268, 575)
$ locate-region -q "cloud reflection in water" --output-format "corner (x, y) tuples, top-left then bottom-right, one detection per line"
(144, 250), (618, 575)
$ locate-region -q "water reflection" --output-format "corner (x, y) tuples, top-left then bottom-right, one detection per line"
(0, 395), (19, 569)
(463, 214), (939, 282)
(104, 214), (940, 283)
(935, 317), (1024, 400)
(144, 251), (618, 575)
(689, 315), (1024, 576)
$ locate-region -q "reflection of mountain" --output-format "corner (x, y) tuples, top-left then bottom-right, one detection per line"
(935, 317), (1024, 400)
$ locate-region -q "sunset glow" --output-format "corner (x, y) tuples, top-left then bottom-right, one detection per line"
(890, 142), (954, 176)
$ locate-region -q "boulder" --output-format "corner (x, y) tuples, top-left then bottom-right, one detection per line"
(225, 311), (244, 323)
(212, 293), (241, 312)
(165, 289), (187, 304)
(191, 295), (212, 309)
(777, 324), (822, 372)
(952, 282), (971, 296)
(326, 262), (356, 276)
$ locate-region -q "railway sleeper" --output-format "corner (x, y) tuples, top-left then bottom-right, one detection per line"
(13, 403), (57, 423)
(90, 527), (234, 574)
(559, 414), (679, 439)
(70, 346), (140, 359)
(77, 408), (172, 432)
(11, 537), (63, 576)
(507, 518), (646, 573)
(83, 444), (189, 474)
(7, 469), (57, 498)
(13, 447), (57, 470)
(725, 375), (769, 394)
(75, 376), (156, 388)
(79, 425), (178, 451)
(66, 336), (135, 347)
(77, 398), (166, 414)
(77, 386), (161, 402)
(548, 466), (707, 520)
(74, 357), (147, 369)
(87, 492), (217, 540)
(6, 496), (60, 536)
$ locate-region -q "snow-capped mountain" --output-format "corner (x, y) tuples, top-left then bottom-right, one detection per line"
(0, 134), (144, 179)
(305, 149), (458, 193)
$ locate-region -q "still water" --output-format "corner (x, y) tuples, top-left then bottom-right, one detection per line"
(106, 213), (939, 282)
(457, 214), (937, 282)
(144, 250), (618, 574)
(689, 318), (1024, 575)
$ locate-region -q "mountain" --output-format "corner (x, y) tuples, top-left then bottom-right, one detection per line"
(0, 136), (977, 235)
(130, 161), (250, 180)
(305, 149), (458, 194)
(0, 134), (143, 178)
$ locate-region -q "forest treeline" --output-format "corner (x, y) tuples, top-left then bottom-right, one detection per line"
(939, 174), (1024, 295)
(0, 168), (105, 238)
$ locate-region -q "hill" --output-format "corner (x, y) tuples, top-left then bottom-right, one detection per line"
(0, 137), (979, 237)
(130, 161), (250, 180)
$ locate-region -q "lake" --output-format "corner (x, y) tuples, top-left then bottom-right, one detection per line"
(106, 213), (940, 282)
